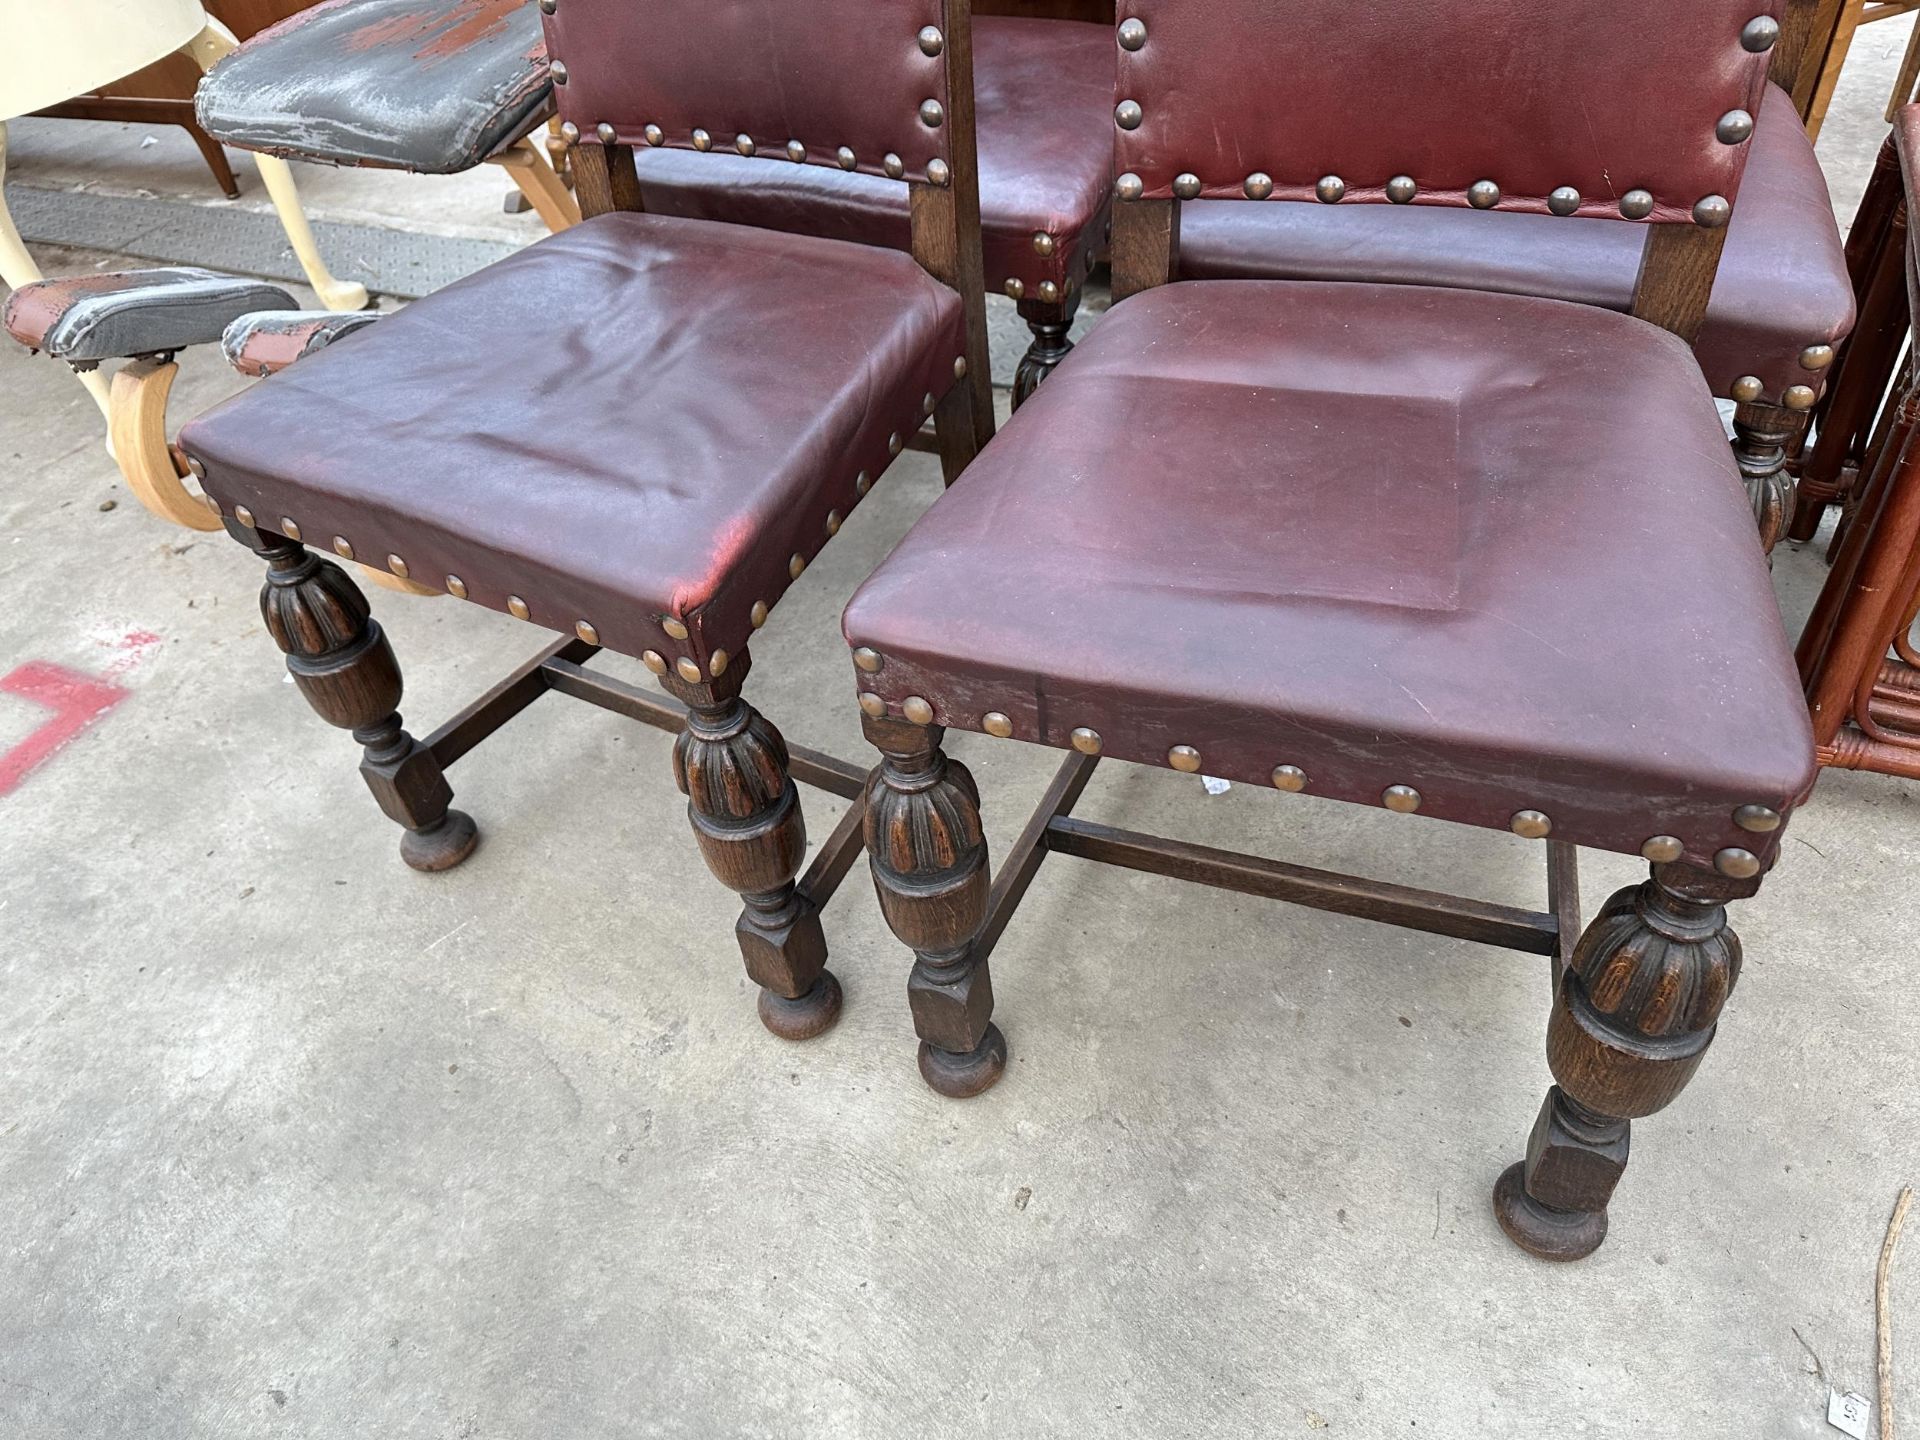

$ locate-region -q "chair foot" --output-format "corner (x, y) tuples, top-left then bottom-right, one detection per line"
(758, 969), (844, 1041)
(1492, 1161), (1608, 1261)
(399, 808), (480, 873)
(918, 1023), (1007, 1099)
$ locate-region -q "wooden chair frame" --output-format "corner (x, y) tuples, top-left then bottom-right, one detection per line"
(220, 0), (994, 1043)
(855, 9), (1772, 1263)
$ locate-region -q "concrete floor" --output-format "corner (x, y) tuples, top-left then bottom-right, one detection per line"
(4, 35), (1920, 1440)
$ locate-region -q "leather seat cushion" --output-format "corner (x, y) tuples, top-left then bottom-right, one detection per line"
(195, 0), (549, 173)
(3, 268), (298, 361)
(181, 213), (965, 666)
(633, 18), (1113, 301)
(1177, 85), (1853, 408)
(844, 281), (1817, 867)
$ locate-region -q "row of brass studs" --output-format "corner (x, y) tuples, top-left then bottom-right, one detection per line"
(1731, 345), (1837, 411)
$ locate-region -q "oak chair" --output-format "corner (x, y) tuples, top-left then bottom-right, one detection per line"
(176, 0), (995, 1042)
(842, 0), (1816, 1261)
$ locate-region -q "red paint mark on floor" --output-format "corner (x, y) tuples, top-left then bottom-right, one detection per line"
(0, 662), (132, 799)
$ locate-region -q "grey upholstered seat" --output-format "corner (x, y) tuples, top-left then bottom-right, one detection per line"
(2, 269), (299, 362)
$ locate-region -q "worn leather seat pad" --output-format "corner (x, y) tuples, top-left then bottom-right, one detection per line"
(4, 268), (297, 361)
(843, 281), (1816, 866)
(633, 19), (1113, 300)
(181, 213), (965, 665)
(221, 310), (383, 377)
(195, 0), (548, 173)
(1178, 85), (1853, 406)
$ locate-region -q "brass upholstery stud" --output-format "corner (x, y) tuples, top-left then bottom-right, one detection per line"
(575, 620), (599, 645)
(927, 159), (951, 187)
(1730, 375), (1765, 404)
(919, 99), (944, 129)
(1116, 173), (1145, 202)
(853, 646), (884, 673)
(596, 121), (616, 144)
(1173, 173), (1202, 201)
(922, 392), (937, 415)
(550, 60), (568, 85)
(1386, 175), (1417, 204)
(1271, 765), (1307, 792)
(507, 595), (531, 621)
(884, 153), (905, 179)
(1468, 179), (1500, 209)
(1115, 100), (1143, 131)
(710, 649), (729, 677)
(918, 25), (943, 56)
(1785, 385), (1818, 411)
(234, 505), (255, 528)
(1315, 175), (1345, 204)
(1548, 186), (1581, 216)
(693, 129), (712, 152)
(333, 536), (354, 560)
(789, 552), (808, 580)
(954, 356), (968, 379)
(1742, 15), (1780, 52)
(858, 691), (887, 718)
(1168, 745), (1202, 773)
(387, 554), (409, 579)
(1801, 344), (1836, 371)
(1118, 16), (1147, 49)
(1735, 804), (1782, 832)
(446, 575), (468, 599)
(1620, 189), (1654, 220)
(1509, 809), (1552, 839)
(1037, 280), (1060, 304)
(537, 0), (555, 11)
(186, 455), (206, 479)
(559, 121), (580, 146)
(1715, 847), (1761, 879)
(1693, 194), (1732, 229)
(902, 696), (934, 725)
(1005, 278), (1026, 299)
(662, 617), (690, 640)
(787, 139), (807, 163)
(675, 656), (702, 683)
(1382, 785), (1422, 813)
(856, 469), (873, 495)
(982, 712), (1013, 738)
(1033, 231), (1057, 257)
(1071, 727), (1102, 755)
(1641, 835), (1685, 863)
(644, 124), (664, 146)
(1717, 109), (1755, 145)
(642, 650), (667, 675)
(888, 432), (904, 456)
(280, 518), (301, 540)
(826, 510), (843, 536)
(750, 600), (769, 628)
(837, 146), (857, 170)
(1245, 172), (1274, 201)
(735, 134), (756, 157)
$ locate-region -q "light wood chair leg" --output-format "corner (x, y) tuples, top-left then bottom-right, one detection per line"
(1807, 0), (1867, 141)
(489, 138), (581, 233)
(108, 359), (222, 530)
(177, 22), (369, 313)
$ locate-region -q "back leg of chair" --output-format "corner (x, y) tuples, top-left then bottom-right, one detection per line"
(1013, 289), (1081, 409)
(1732, 401), (1807, 553)
(234, 523), (478, 872)
(1494, 860), (1754, 1260)
(664, 655), (842, 1041)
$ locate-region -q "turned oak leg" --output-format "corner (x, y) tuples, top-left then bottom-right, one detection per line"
(239, 524), (477, 872)
(1732, 402), (1806, 554)
(862, 715), (1005, 1098)
(1012, 291), (1081, 411)
(1494, 861), (1751, 1261)
(664, 652), (841, 1040)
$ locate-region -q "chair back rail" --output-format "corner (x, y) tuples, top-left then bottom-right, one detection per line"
(1109, 0), (1785, 341)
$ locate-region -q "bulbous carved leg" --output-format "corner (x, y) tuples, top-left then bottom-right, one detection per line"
(1012, 292), (1081, 411)
(665, 653), (840, 1041)
(239, 524), (477, 872)
(862, 716), (1005, 1098)
(1732, 403), (1806, 555)
(1494, 862), (1750, 1260)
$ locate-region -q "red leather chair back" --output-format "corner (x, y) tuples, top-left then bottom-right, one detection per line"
(541, 0), (960, 188)
(1114, 1), (1785, 222)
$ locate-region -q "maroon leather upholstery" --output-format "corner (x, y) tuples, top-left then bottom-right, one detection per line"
(180, 215), (965, 669)
(1115, 1), (1780, 219)
(1177, 84), (1853, 408)
(844, 282), (1816, 866)
(632, 18), (1113, 301)
(545, 0), (954, 188)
